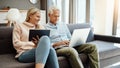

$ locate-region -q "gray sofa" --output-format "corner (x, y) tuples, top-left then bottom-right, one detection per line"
(67, 23), (120, 68)
(0, 23), (120, 68)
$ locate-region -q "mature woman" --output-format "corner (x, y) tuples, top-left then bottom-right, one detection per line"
(12, 8), (59, 68)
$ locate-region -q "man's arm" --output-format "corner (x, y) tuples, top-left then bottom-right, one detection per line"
(52, 40), (70, 47)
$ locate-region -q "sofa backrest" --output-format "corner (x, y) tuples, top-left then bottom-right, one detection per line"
(0, 27), (16, 54)
(67, 23), (94, 42)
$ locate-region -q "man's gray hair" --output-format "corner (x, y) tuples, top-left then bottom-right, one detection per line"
(48, 6), (60, 14)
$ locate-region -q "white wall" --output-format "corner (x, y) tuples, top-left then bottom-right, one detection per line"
(93, 0), (114, 35)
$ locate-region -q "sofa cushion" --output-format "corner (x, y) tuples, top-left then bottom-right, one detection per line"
(88, 40), (120, 60)
(0, 54), (34, 68)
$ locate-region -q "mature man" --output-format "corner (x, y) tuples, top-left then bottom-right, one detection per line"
(45, 6), (99, 68)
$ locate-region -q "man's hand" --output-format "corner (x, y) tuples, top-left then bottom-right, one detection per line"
(63, 40), (70, 45)
(32, 35), (39, 46)
(53, 40), (70, 47)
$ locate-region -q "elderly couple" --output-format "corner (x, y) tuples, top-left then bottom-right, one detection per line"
(12, 6), (99, 68)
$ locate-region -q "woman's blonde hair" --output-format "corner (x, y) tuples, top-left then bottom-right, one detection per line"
(25, 8), (40, 22)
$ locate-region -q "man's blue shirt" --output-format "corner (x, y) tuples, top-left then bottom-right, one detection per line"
(45, 22), (71, 44)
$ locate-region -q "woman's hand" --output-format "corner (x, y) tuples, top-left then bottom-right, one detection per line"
(32, 35), (39, 46)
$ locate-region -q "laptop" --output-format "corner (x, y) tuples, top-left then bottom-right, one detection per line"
(54, 28), (90, 49)
(29, 29), (50, 41)
(69, 28), (90, 47)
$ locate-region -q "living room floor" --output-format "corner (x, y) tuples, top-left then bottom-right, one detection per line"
(104, 62), (120, 68)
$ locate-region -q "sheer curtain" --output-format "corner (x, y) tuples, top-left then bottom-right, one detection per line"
(69, 0), (87, 24)
(56, 0), (69, 24)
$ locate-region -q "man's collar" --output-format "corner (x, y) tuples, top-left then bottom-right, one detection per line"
(48, 22), (59, 26)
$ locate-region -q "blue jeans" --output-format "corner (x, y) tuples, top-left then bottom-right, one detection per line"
(18, 36), (59, 68)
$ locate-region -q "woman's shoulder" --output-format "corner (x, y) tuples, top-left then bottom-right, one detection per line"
(13, 22), (26, 29)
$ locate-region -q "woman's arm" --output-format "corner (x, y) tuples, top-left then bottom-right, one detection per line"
(12, 23), (36, 50)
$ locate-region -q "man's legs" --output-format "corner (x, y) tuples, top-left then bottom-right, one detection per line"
(75, 44), (100, 68)
(56, 47), (84, 68)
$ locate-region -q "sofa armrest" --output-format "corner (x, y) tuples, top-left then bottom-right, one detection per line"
(94, 34), (120, 43)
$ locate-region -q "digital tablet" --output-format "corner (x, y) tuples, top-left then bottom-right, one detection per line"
(29, 29), (50, 41)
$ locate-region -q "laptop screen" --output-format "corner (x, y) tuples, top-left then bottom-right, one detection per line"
(69, 28), (90, 47)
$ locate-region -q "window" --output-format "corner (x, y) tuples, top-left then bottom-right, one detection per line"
(71, 0), (94, 24)
(90, 0), (95, 25)
(116, 0), (120, 36)
(50, 0), (94, 24)
(76, 0), (86, 23)
(56, 0), (69, 23)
